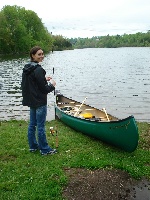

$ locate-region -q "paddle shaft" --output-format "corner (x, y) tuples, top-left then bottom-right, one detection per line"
(74, 97), (87, 116)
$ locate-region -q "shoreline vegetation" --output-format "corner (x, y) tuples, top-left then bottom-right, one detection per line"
(0, 5), (73, 56)
(1, 5), (150, 57)
(0, 120), (149, 199)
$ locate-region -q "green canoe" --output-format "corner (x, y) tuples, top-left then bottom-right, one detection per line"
(55, 93), (139, 152)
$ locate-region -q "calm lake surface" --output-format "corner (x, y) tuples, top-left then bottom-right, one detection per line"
(0, 47), (150, 122)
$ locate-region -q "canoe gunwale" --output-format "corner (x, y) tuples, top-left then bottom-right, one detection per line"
(55, 104), (135, 124)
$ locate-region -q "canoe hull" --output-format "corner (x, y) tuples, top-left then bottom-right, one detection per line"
(55, 94), (139, 152)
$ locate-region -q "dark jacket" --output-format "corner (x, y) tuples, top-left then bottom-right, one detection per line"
(21, 61), (55, 108)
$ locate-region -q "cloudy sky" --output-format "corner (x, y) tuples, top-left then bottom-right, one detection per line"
(0, 0), (150, 38)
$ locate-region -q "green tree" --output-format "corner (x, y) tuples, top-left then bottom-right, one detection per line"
(0, 5), (53, 54)
(52, 35), (72, 51)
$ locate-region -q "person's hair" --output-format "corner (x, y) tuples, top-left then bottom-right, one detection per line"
(29, 46), (42, 61)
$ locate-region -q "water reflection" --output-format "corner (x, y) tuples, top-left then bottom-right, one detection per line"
(0, 48), (150, 122)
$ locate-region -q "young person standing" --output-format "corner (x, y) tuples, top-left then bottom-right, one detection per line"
(21, 46), (57, 155)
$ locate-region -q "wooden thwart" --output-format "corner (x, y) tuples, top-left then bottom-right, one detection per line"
(103, 108), (110, 121)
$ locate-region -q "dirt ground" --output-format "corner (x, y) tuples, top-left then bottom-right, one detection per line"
(62, 168), (150, 200)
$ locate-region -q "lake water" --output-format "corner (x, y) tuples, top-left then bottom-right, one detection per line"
(0, 47), (150, 122)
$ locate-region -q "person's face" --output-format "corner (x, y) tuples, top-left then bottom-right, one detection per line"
(32, 49), (44, 62)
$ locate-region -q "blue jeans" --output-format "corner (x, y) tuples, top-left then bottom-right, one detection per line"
(28, 105), (52, 154)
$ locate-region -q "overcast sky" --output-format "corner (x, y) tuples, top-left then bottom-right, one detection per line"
(0, 0), (150, 38)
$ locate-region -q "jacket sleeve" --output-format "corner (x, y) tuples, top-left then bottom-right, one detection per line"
(34, 66), (55, 94)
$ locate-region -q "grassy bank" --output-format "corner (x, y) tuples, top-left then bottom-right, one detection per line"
(0, 120), (150, 199)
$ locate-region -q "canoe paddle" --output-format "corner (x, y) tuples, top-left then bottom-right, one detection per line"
(74, 97), (87, 117)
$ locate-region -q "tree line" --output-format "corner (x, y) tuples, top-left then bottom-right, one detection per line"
(1, 5), (149, 55)
(0, 5), (72, 55)
(69, 31), (150, 49)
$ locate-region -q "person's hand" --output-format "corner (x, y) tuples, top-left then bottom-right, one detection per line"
(46, 76), (52, 81)
(50, 79), (56, 87)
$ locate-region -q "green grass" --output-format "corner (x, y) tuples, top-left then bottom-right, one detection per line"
(0, 120), (150, 199)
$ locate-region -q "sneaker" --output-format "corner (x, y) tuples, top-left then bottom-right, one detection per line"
(41, 149), (57, 156)
(29, 149), (38, 153)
